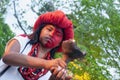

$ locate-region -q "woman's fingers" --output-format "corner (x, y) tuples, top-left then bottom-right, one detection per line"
(58, 60), (66, 68)
(46, 58), (66, 70)
(50, 66), (60, 75)
(56, 69), (66, 80)
(65, 76), (73, 80)
(50, 66), (67, 80)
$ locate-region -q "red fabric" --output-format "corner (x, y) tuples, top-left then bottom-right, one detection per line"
(33, 10), (74, 52)
(18, 44), (51, 80)
(18, 34), (27, 37)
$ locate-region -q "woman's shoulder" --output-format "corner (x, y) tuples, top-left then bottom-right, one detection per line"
(13, 34), (31, 53)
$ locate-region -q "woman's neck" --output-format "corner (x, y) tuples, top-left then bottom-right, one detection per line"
(38, 44), (51, 58)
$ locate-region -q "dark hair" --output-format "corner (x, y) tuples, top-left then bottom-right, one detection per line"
(28, 24), (45, 44)
(28, 24), (62, 58)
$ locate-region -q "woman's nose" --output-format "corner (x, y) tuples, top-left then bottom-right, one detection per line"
(49, 30), (55, 36)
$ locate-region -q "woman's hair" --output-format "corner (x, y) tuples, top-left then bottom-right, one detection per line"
(27, 24), (63, 58)
(28, 24), (45, 44)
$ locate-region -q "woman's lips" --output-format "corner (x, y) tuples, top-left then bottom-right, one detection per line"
(45, 37), (53, 44)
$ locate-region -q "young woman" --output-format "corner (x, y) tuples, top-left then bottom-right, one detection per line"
(0, 10), (74, 80)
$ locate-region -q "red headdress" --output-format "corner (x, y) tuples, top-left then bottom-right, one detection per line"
(33, 10), (74, 51)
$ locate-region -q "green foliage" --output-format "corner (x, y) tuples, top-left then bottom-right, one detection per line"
(30, 0), (55, 15)
(0, 0), (14, 57)
(67, 0), (120, 79)
(54, 52), (62, 58)
(0, 0), (9, 14)
(0, 16), (14, 57)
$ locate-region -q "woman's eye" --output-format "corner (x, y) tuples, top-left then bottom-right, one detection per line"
(56, 32), (63, 37)
(47, 28), (52, 31)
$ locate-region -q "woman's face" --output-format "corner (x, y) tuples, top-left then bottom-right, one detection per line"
(39, 24), (63, 49)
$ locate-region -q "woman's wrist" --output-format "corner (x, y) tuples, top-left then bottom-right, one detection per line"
(41, 59), (49, 69)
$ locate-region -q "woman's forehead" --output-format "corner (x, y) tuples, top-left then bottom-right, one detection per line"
(45, 24), (63, 33)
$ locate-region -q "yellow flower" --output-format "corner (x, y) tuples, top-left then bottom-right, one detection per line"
(83, 72), (91, 80)
(69, 62), (82, 70)
(73, 72), (91, 80)
(74, 74), (83, 80)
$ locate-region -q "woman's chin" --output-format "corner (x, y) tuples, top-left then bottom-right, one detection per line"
(44, 44), (55, 49)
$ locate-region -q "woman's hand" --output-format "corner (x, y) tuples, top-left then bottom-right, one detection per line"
(50, 67), (66, 80)
(44, 58), (66, 70)
(49, 66), (72, 80)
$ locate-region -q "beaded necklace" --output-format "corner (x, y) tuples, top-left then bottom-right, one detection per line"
(18, 44), (51, 80)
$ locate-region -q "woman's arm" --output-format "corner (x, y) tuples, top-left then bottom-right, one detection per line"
(2, 39), (66, 69)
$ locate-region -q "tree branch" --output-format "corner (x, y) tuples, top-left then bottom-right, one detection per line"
(31, 6), (40, 15)
(13, 1), (27, 34)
